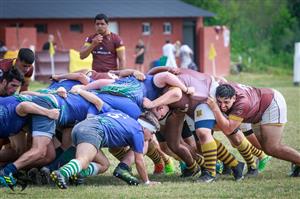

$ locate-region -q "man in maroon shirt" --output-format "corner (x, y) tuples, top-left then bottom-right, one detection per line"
(207, 83), (300, 177)
(0, 48), (35, 92)
(80, 13), (126, 73)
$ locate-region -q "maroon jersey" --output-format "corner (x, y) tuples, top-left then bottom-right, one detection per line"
(85, 32), (124, 72)
(167, 69), (213, 118)
(226, 83), (274, 123)
(90, 71), (113, 80)
(0, 58), (33, 78)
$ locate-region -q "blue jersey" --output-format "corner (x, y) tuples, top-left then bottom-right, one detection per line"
(97, 110), (144, 153)
(55, 93), (108, 127)
(48, 79), (82, 91)
(142, 75), (163, 100)
(95, 93), (142, 120)
(0, 96), (27, 138)
(100, 75), (162, 109)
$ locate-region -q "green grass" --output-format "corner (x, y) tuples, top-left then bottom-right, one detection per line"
(2, 73), (300, 198)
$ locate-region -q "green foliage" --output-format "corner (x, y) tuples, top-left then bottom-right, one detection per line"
(184, 0), (300, 73)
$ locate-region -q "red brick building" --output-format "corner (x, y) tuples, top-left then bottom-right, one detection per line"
(0, 0), (230, 76)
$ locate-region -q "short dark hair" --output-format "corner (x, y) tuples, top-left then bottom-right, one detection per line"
(18, 48), (35, 64)
(94, 13), (109, 24)
(139, 111), (160, 133)
(216, 84), (236, 98)
(2, 67), (25, 85)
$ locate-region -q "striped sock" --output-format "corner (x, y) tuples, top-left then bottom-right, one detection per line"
(195, 154), (205, 167)
(201, 140), (217, 176)
(80, 162), (100, 177)
(250, 145), (265, 160)
(109, 147), (130, 161)
(59, 159), (82, 178)
(237, 138), (256, 168)
(215, 139), (238, 168)
(146, 142), (163, 164)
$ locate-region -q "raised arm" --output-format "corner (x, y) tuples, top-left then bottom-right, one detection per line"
(80, 34), (102, 59)
(16, 101), (59, 120)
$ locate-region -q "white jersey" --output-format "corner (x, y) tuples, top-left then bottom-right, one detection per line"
(162, 43), (177, 67)
(179, 45), (193, 69)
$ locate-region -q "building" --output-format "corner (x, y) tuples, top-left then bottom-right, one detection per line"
(0, 0), (230, 76)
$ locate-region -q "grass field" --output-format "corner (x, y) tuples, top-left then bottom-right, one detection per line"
(2, 73), (300, 198)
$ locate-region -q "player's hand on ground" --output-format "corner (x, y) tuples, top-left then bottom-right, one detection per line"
(144, 180), (161, 186)
(133, 70), (146, 81)
(143, 97), (154, 109)
(48, 108), (60, 120)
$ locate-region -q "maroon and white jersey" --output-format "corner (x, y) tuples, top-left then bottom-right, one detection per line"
(226, 83), (274, 123)
(84, 32), (124, 73)
(168, 69), (213, 118)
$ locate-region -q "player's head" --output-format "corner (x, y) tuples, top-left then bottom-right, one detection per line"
(215, 84), (236, 112)
(94, 13), (109, 34)
(150, 105), (170, 120)
(138, 111), (160, 140)
(0, 67), (24, 96)
(16, 48), (34, 74)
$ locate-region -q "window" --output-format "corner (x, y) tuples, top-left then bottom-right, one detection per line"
(35, 24), (48, 33)
(70, 24), (83, 33)
(142, 23), (151, 35)
(163, 22), (172, 34)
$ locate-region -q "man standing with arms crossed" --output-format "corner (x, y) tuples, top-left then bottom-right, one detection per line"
(80, 13), (126, 72)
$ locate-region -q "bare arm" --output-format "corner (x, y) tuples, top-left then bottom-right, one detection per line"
(77, 89), (103, 111)
(143, 87), (182, 109)
(16, 101), (59, 120)
(206, 97), (242, 135)
(110, 69), (145, 80)
(116, 48), (126, 70)
(80, 34), (102, 59)
(52, 72), (90, 85)
(79, 79), (115, 91)
(153, 72), (194, 95)
(134, 152), (148, 183)
(135, 48), (145, 57)
(147, 67), (180, 75)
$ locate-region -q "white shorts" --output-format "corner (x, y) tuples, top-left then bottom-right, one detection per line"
(194, 104), (216, 129)
(261, 90), (287, 124)
(239, 123), (252, 132)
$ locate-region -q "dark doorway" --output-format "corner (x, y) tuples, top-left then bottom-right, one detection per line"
(183, 20), (197, 63)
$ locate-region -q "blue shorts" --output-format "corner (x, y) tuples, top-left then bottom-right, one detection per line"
(31, 96), (58, 138)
